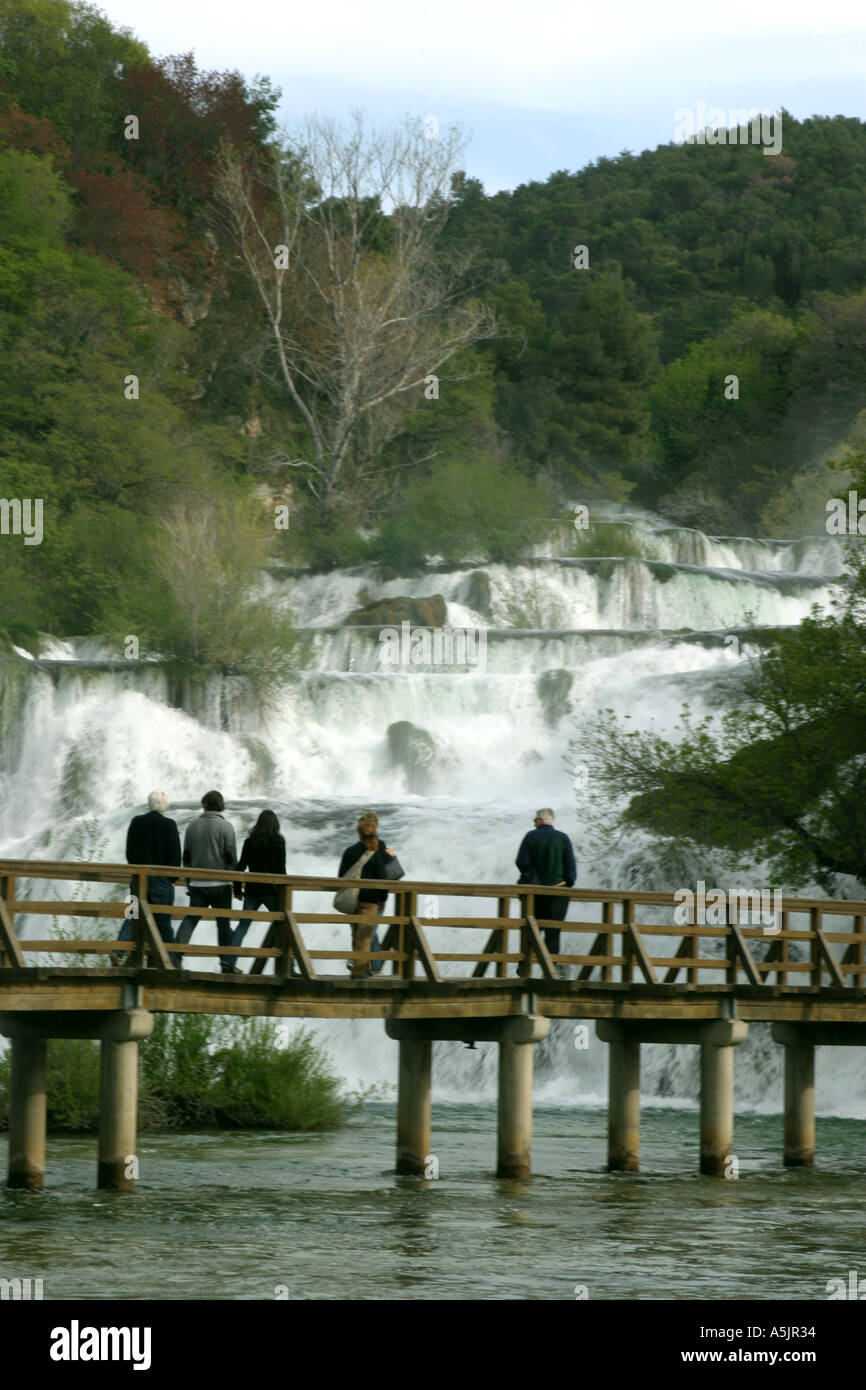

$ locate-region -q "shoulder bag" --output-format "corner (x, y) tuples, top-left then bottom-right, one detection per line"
(333, 849), (375, 913)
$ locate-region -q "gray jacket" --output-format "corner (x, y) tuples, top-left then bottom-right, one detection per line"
(182, 812), (237, 885)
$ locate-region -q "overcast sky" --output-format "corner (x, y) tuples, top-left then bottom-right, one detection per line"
(98, 0), (866, 191)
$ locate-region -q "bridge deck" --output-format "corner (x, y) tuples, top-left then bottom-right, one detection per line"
(3, 973), (866, 1024)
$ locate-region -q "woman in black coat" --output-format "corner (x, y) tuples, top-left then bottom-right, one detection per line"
(227, 810), (286, 974)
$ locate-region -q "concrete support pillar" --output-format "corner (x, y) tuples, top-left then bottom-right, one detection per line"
(700, 1042), (735, 1176)
(387, 1015), (548, 1179)
(497, 1040), (534, 1178)
(599, 1017), (747, 1176)
(7, 1037), (47, 1190)
(771, 1022), (866, 1168)
(395, 1038), (432, 1175)
(607, 1036), (641, 1172)
(97, 1038), (139, 1190)
(783, 1041), (815, 1168)
(96, 1009), (153, 1192)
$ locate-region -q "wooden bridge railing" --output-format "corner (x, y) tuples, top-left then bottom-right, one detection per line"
(0, 859), (865, 989)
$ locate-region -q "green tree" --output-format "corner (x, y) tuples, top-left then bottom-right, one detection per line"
(105, 493), (303, 694)
(570, 551), (866, 892)
(0, 0), (145, 157)
(0, 146), (245, 632)
(646, 309), (799, 529)
(368, 453), (552, 570)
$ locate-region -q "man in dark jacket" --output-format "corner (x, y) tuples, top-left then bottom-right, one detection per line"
(176, 790), (238, 972)
(515, 808), (577, 959)
(113, 790), (182, 964)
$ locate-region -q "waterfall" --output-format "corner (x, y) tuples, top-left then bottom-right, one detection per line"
(2, 514), (862, 1115)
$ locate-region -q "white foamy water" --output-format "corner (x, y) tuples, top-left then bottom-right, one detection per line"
(1, 515), (862, 1114)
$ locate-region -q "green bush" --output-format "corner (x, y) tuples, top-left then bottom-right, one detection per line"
(138, 1012), (222, 1130)
(45, 1040), (102, 1131)
(139, 1014), (347, 1131)
(368, 454), (553, 570)
(283, 511), (372, 571)
(570, 520), (659, 560)
(0, 1038), (100, 1133)
(0, 1015), (348, 1134)
(210, 1021), (346, 1130)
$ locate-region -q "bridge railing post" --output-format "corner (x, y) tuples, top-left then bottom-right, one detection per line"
(725, 893), (739, 985)
(687, 912), (699, 985)
(392, 891), (402, 978)
(128, 871), (148, 967)
(0, 871), (24, 970)
(809, 906), (821, 987)
(276, 883), (292, 977)
(781, 909), (791, 985)
(517, 891), (533, 978)
(601, 899), (613, 983)
(129, 870), (173, 971)
(399, 890), (417, 980)
(621, 898), (634, 985)
(497, 896), (509, 979)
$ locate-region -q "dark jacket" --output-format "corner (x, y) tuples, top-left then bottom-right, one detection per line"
(516, 824), (576, 887)
(234, 836), (286, 898)
(126, 810), (181, 880)
(338, 839), (394, 906)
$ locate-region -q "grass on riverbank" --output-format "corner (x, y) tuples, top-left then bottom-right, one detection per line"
(0, 1016), (350, 1134)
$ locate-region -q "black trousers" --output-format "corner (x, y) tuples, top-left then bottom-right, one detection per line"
(538, 895), (569, 956)
(176, 885), (233, 968)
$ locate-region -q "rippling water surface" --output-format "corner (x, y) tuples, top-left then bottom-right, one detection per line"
(2, 1103), (864, 1301)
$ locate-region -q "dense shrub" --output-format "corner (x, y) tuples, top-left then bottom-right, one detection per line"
(368, 455), (553, 570)
(0, 1038), (101, 1133)
(209, 1021), (346, 1130)
(0, 1014), (348, 1133)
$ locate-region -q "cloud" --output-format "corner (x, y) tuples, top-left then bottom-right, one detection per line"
(103, 0), (866, 107)
(98, 0), (866, 188)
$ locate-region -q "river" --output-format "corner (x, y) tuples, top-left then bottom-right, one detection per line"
(2, 1105), (864, 1299)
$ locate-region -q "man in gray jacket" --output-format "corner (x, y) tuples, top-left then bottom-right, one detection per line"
(176, 791), (238, 972)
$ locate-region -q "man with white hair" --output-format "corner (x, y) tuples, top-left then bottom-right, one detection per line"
(516, 808), (577, 963)
(112, 790), (182, 965)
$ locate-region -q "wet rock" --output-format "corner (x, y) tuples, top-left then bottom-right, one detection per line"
(538, 668), (574, 727)
(346, 594), (447, 627)
(459, 570), (493, 620)
(387, 720), (436, 793)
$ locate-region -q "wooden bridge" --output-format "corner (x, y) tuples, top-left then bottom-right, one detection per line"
(2, 858), (866, 1190)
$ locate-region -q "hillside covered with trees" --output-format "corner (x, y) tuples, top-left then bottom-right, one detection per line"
(2, 0), (866, 647)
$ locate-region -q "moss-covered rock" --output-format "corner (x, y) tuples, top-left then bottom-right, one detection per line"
(346, 594), (447, 627)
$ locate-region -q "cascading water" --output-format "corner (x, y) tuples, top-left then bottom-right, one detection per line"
(1, 508), (861, 1115)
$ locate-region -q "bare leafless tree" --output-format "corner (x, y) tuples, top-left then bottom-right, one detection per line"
(216, 111), (496, 520)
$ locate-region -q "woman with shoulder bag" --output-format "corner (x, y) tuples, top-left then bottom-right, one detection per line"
(336, 810), (403, 978)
